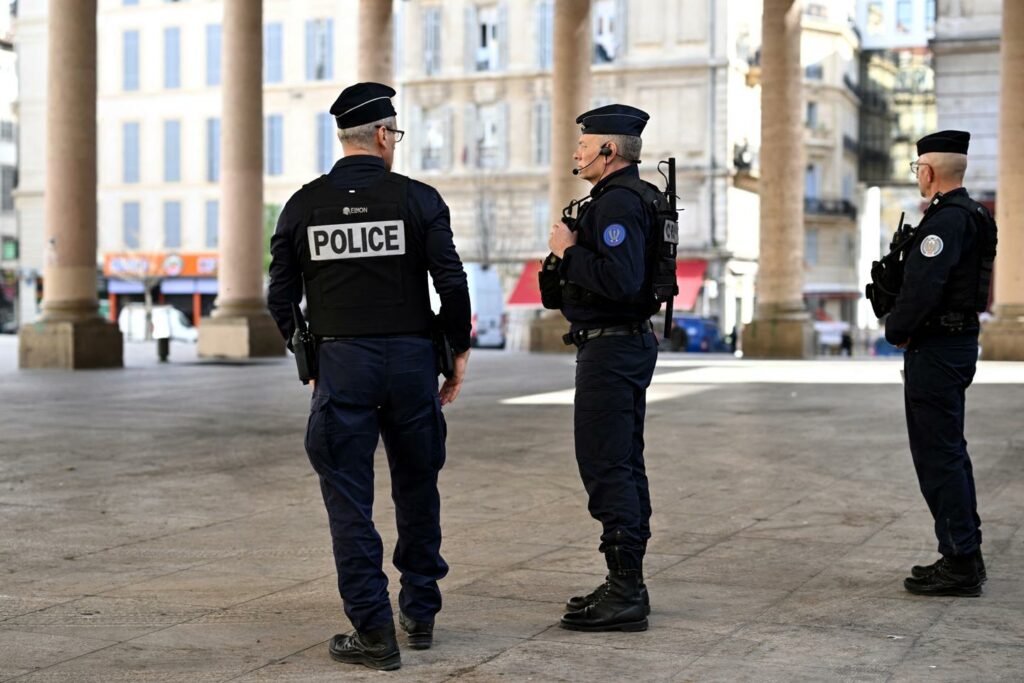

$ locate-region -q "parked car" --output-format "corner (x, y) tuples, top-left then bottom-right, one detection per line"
(667, 315), (727, 353)
(118, 303), (198, 343)
(429, 264), (507, 349)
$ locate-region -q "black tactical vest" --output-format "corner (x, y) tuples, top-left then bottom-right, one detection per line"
(298, 172), (433, 337)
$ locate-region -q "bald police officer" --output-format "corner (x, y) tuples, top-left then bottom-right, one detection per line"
(887, 130), (998, 597)
(268, 83), (472, 670)
(548, 104), (660, 632)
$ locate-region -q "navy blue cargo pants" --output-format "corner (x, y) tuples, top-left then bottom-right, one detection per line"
(904, 333), (982, 557)
(305, 337), (448, 632)
(574, 331), (659, 570)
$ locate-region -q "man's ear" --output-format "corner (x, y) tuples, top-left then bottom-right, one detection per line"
(377, 126), (388, 148)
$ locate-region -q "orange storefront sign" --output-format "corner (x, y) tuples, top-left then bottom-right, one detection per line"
(103, 252), (219, 278)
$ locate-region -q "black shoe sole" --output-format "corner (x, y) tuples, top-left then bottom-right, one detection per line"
(911, 567), (987, 584)
(903, 579), (982, 597)
(559, 618), (649, 632)
(566, 602), (652, 616)
(329, 649), (402, 671)
(405, 635), (432, 650)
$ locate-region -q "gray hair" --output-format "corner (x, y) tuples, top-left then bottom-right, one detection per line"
(337, 115), (397, 149)
(606, 134), (643, 163)
(922, 152), (968, 183)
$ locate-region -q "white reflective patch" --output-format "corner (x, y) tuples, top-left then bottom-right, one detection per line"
(920, 234), (944, 258)
(307, 221), (406, 261)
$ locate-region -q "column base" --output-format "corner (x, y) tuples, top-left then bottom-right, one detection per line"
(19, 318), (123, 369)
(528, 313), (575, 353)
(742, 318), (814, 359)
(980, 316), (1024, 361)
(197, 312), (285, 359)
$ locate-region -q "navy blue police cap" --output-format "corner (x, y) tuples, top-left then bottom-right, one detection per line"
(576, 104), (650, 137)
(330, 82), (397, 129)
(916, 130), (970, 156)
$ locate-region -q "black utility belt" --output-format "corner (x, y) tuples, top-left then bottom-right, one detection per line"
(319, 331), (432, 343)
(919, 311), (979, 336)
(563, 320), (653, 347)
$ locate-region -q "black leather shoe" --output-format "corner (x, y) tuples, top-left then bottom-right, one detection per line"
(328, 625), (401, 671)
(904, 558), (982, 597)
(566, 577), (651, 615)
(560, 570), (648, 632)
(912, 550), (986, 583)
(398, 611), (433, 650)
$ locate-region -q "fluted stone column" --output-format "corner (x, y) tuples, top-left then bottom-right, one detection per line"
(198, 0), (283, 358)
(981, 0), (1024, 360)
(742, 0), (813, 358)
(19, 0), (123, 369)
(532, 0), (591, 352)
(358, 0), (393, 83)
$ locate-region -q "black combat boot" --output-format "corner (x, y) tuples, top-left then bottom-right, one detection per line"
(398, 610), (434, 650)
(561, 547), (648, 632)
(912, 549), (986, 583)
(904, 553), (982, 597)
(566, 574), (650, 614)
(329, 623), (401, 671)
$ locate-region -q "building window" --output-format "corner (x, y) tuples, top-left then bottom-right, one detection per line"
(1, 166), (15, 212)
(123, 30), (140, 91)
(474, 102), (507, 169)
(164, 120), (181, 182)
(316, 113), (335, 174)
(925, 0), (936, 31)
(532, 99), (551, 166)
(205, 200), (219, 248)
(536, 0), (553, 69)
(867, 1), (883, 35)
(265, 114), (284, 176)
(123, 122), (140, 184)
(305, 19), (334, 80)
(805, 63), (823, 80)
(424, 6), (442, 76)
(896, 0), (912, 33)
(264, 23), (283, 83)
(592, 0), (619, 64)
(164, 201), (182, 249)
(805, 228), (819, 266)
(0, 122), (14, 141)
(206, 24), (222, 86)
(164, 27), (181, 88)
(123, 0), (139, 5)
(123, 202), (141, 249)
(206, 118), (221, 182)
(473, 5), (504, 72)
(421, 107), (451, 171)
(804, 164), (821, 199)
(805, 101), (818, 130)
(533, 197), (550, 248)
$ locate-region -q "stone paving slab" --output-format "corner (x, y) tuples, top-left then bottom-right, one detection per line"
(1, 336), (1023, 681)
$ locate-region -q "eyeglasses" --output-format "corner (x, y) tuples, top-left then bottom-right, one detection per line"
(378, 126), (405, 143)
(909, 161), (930, 177)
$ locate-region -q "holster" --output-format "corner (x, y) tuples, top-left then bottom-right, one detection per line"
(291, 329), (318, 385)
(538, 253), (564, 310)
(431, 316), (455, 379)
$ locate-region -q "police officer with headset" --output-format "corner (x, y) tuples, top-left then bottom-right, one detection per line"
(885, 130), (998, 597)
(268, 82), (471, 671)
(547, 104), (661, 632)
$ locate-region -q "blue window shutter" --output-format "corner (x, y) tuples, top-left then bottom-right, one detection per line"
(205, 200), (219, 248)
(123, 0), (139, 5)
(207, 24), (222, 86)
(123, 30), (140, 91)
(305, 21), (315, 80)
(164, 201), (182, 249)
(324, 20), (335, 79)
(317, 113), (335, 173)
(206, 118), (221, 182)
(164, 27), (181, 88)
(164, 120), (181, 182)
(265, 115), (284, 176)
(123, 122), (140, 184)
(123, 202), (141, 249)
(264, 23), (283, 83)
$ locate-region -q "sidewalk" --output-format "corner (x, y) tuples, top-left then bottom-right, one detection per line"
(1, 337), (1023, 681)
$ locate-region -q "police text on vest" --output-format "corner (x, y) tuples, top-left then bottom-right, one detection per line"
(308, 221), (406, 260)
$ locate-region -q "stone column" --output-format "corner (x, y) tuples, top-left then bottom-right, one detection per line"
(19, 0), (123, 369)
(742, 0), (813, 358)
(358, 0), (393, 83)
(198, 0), (283, 358)
(532, 0), (591, 352)
(981, 0), (1024, 359)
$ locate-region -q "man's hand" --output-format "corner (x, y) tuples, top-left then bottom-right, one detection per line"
(310, 379), (316, 390)
(548, 222), (577, 259)
(440, 349), (471, 406)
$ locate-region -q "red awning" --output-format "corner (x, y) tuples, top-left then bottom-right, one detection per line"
(506, 259), (708, 309)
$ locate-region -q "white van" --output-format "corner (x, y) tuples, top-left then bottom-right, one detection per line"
(118, 303), (199, 343)
(428, 264), (506, 349)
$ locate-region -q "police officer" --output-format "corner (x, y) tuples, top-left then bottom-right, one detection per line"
(267, 82), (472, 670)
(886, 130), (998, 597)
(548, 104), (659, 632)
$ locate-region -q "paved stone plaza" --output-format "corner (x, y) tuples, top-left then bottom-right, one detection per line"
(1, 336), (1023, 681)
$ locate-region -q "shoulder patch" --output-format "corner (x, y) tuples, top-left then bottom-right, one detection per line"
(603, 224), (627, 247)
(920, 234), (944, 258)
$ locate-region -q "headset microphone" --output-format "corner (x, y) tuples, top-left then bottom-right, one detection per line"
(571, 145), (613, 176)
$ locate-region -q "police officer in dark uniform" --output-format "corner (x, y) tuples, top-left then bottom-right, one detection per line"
(886, 130), (998, 597)
(268, 82), (472, 670)
(548, 104), (659, 632)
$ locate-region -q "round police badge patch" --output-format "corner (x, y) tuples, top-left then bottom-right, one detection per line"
(603, 224), (626, 247)
(920, 235), (944, 258)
